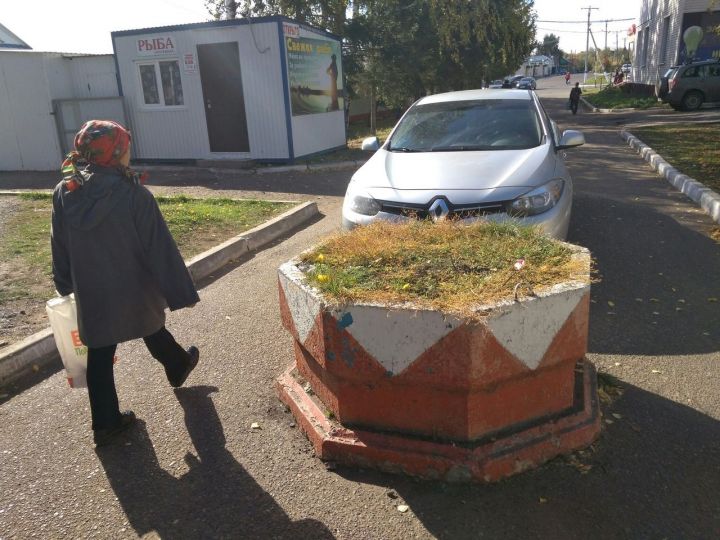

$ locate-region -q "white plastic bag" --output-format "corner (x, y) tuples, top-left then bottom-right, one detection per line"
(46, 295), (87, 388)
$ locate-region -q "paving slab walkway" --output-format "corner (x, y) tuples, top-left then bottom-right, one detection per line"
(1, 78), (719, 539)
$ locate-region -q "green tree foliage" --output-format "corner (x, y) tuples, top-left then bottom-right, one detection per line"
(535, 33), (563, 59)
(203, 0), (536, 108)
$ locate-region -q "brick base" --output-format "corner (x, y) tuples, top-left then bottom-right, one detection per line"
(276, 360), (601, 483)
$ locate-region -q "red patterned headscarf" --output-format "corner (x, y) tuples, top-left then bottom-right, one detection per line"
(61, 120), (145, 191)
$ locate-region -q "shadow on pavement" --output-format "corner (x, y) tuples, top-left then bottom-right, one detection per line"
(334, 383), (720, 539)
(570, 195), (720, 357)
(96, 385), (334, 540)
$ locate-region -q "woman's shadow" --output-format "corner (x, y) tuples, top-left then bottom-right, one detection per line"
(96, 386), (333, 539)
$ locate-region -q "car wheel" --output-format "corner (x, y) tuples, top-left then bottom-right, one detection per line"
(681, 91), (703, 111)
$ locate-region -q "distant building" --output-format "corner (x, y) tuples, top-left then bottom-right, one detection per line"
(633, 0), (720, 85)
(0, 22), (31, 49)
(516, 55), (554, 78)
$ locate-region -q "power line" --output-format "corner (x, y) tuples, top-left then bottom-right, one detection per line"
(536, 17), (635, 23)
(537, 27), (628, 34)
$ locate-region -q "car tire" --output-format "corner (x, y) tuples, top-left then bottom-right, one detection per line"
(681, 91), (703, 111)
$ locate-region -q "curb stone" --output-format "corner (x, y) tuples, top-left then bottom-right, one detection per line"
(621, 130), (720, 225)
(0, 201), (320, 388)
(255, 160), (363, 174)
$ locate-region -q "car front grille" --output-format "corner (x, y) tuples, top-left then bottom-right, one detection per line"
(378, 200), (507, 219)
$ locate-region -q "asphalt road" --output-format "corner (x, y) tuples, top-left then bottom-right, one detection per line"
(1, 77), (719, 539)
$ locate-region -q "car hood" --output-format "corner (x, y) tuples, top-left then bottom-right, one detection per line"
(352, 145), (554, 193)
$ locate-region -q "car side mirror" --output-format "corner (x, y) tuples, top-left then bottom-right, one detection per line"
(361, 136), (380, 151)
(557, 130), (585, 150)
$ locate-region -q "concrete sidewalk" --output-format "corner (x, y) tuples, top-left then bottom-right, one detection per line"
(1, 79), (719, 538)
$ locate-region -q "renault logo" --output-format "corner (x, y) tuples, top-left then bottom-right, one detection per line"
(428, 198), (450, 222)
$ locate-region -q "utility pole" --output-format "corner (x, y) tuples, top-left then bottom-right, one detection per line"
(605, 20), (609, 51)
(582, 6), (599, 81)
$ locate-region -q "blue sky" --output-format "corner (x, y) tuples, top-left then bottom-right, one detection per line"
(4, 0), (641, 55)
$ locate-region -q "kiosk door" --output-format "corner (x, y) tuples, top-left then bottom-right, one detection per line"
(198, 42), (250, 153)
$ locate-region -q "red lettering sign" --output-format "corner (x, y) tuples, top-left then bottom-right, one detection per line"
(137, 37), (176, 55)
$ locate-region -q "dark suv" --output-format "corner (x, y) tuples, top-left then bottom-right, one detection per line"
(657, 59), (720, 110)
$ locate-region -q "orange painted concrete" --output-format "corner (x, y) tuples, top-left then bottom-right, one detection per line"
(276, 360), (601, 483)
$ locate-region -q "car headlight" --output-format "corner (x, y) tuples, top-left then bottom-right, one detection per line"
(508, 179), (564, 216)
(350, 194), (381, 216)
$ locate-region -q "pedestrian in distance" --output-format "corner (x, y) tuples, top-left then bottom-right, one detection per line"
(569, 82), (582, 115)
(51, 120), (201, 447)
(565, 71), (571, 85)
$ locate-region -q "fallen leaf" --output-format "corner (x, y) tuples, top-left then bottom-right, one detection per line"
(605, 419), (614, 425)
(635, 298), (643, 302)
(397, 505), (409, 513)
(708, 298), (718, 303)
(539, 497), (548, 503)
(649, 298), (659, 303)
(607, 300), (615, 307)
(612, 413), (622, 419)
(250, 422), (261, 430)
(651, 369), (663, 374)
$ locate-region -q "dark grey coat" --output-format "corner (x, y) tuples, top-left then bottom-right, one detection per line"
(51, 166), (199, 348)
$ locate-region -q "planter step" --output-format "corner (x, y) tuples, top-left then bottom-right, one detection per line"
(276, 359), (601, 483)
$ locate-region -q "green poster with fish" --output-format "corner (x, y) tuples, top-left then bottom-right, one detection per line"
(286, 36), (344, 116)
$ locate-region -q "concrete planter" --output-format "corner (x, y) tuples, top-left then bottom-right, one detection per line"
(276, 243), (600, 482)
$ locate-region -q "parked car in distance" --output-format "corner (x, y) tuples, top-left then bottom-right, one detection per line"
(488, 80), (504, 89)
(516, 77), (537, 90)
(657, 59), (720, 110)
(621, 63), (632, 73)
(509, 75), (525, 86)
(343, 89), (585, 239)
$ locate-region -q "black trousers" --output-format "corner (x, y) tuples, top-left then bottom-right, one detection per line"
(571, 100), (579, 115)
(86, 326), (190, 431)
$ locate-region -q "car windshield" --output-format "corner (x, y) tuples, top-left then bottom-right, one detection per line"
(388, 99), (543, 152)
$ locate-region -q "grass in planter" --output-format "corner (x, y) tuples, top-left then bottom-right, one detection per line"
(300, 220), (587, 316)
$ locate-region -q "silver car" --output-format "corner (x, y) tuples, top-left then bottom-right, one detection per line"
(342, 89), (585, 239)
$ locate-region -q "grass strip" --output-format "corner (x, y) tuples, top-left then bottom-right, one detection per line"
(0, 193), (292, 303)
(299, 220), (587, 317)
(584, 86), (665, 110)
(632, 123), (720, 192)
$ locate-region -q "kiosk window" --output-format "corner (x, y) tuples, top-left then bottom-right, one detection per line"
(138, 60), (184, 107)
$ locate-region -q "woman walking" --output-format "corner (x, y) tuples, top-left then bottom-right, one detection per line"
(51, 120), (200, 447)
(569, 82), (582, 115)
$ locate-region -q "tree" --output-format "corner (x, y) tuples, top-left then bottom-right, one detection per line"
(535, 33), (562, 59)
(201, 0), (537, 109)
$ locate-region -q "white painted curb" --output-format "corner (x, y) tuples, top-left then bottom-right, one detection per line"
(255, 160), (363, 174)
(0, 201), (319, 388)
(621, 130), (720, 224)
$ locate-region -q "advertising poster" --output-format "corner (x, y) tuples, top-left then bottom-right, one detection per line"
(678, 11), (720, 64)
(286, 36), (344, 116)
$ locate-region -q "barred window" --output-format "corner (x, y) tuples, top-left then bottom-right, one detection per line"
(138, 60), (184, 107)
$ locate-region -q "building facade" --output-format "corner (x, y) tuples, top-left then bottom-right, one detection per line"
(112, 16), (346, 163)
(0, 23), (31, 50)
(634, 0), (720, 85)
(0, 51), (120, 170)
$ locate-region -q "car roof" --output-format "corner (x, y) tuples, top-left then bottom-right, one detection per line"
(417, 89), (533, 105)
